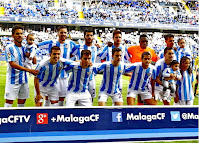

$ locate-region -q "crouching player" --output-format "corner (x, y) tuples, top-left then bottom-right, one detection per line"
(127, 52), (157, 105)
(97, 48), (131, 106)
(34, 46), (72, 106)
(64, 50), (94, 106)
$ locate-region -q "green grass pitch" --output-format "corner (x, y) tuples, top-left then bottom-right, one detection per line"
(0, 63), (198, 107)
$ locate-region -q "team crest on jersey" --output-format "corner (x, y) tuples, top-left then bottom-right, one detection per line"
(7, 53), (11, 59)
(147, 73), (151, 76)
(87, 72), (91, 75)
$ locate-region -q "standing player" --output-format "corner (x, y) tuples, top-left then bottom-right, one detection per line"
(71, 28), (99, 99)
(64, 50), (94, 106)
(34, 46), (73, 106)
(128, 34), (158, 64)
(158, 34), (177, 60)
(127, 52), (157, 105)
(155, 47), (177, 105)
(37, 26), (76, 106)
(97, 30), (130, 63)
(4, 25), (38, 107)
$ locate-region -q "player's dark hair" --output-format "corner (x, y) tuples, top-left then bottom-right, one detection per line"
(180, 56), (192, 76)
(164, 47), (173, 54)
(170, 60), (179, 66)
(81, 50), (91, 58)
(84, 27), (94, 37)
(113, 30), (122, 38)
(57, 25), (67, 32)
(50, 46), (60, 53)
(139, 34), (148, 41)
(12, 25), (24, 35)
(164, 34), (174, 41)
(112, 47), (121, 56)
(141, 52), (151, 59)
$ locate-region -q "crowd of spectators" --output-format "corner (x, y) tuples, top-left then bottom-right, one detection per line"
(83, 1), (199, 25)
(0, 0), (199, 25)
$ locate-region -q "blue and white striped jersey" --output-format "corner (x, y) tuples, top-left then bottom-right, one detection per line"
(126, 62), (156, 91)
(158, 48), (177, 60)
(162, 68), (181, 83)
(36, 57), (73, 87)
(37, 39), (76, 78)
(97, 45), (130, 63)
(64, 62), (96, 93)
(96, 62), (130, 94)
(176, 47), (192, 63)
(155, 58), (170, 87)
(24, 44), (37, 58)
(177, 71), (194, 101)
(71, 43), (99, 63)
(5, 43), (28, 84)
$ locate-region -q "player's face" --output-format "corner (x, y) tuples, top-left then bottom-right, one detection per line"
(165, 37), (174, 48)
(164, 49), (174, 62)
(50, 49), (61, 64)
(12, 29), (23, 43)
(58, 28), (67, 41)
(142, 55), (151, 66)
(85, 32), (93, 44)
(139, 37), (148, 49)
(112, 51), (122, 63)
(113, 34), (122, 45)
(171, 63), (179, 71)
(81, 54), (91, 67)
(27, 35), (35, 45)
(183, 59), (190, 71)
(178, 39), (186, 48)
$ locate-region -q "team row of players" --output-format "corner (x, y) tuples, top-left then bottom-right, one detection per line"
(4, 25), (195, 107)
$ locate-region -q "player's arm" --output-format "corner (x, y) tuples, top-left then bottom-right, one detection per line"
(34, 77), (43, 106)
(9, 61), (38, 75)
(151, 68), (156, 99)
(151, 79), (155, 98)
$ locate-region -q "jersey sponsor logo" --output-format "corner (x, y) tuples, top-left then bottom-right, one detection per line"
(170, 111), (181, 121)
(37, 113), (48, 124)
(50, 114), (99, 124)
(112, 112), (123, 122)
(0, 115), (31, 125)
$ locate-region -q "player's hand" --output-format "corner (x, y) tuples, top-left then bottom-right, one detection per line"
(28, 69), (39, 76)
(35, 94), (43, 103)
(94, 43), (101, 49)
(88, 61), (93, 67)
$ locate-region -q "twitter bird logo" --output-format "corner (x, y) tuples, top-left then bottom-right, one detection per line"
(170, 111), (181, 121)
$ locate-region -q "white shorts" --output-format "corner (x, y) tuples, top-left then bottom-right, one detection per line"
(127, 90), (152, 100)
(65, 91), (92, 106)
(57, 77), (68, 97)
(179, 100), (193, 105)
(4, 83), (29, 100)
(37, 84), (59, 102)
(98, 92), (123, 103)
